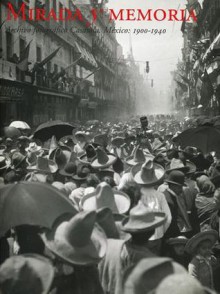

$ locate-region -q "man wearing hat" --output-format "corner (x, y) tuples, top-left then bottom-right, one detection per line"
(163, 170), (192, 239)
(99, 202), (167, 294)
(130, 159), (171, 254)
(41, 210), (106, 294)
(0, 254), (55, 294)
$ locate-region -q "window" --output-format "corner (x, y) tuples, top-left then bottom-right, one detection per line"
(54, 64), (58, 74)
(6, 31), (13, 61)
(36, 46), (42, 62)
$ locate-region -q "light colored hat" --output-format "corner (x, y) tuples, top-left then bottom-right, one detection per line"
(25, 142), (42, 153)
(123, 258), (186, 294)
(27, 156), (58, 174)
(24, 172), (48, 183)
(91, 147), (117, 169)
(166, 158), (191, 174)
(0, 145), (6, 155)
(0, 156), (11, 170)
(185, 230), (218, 254)
(131, 160), (165, 186)
(0, 254), (54, 294)
(155, 273), (207, 294)
(41, 210), (107, 266)
(126, 145), (150, 166)
(80, 182), (131, 214)
(121, 201), (166, 233)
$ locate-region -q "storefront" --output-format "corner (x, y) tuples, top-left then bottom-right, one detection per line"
(0, 78), (37, 127)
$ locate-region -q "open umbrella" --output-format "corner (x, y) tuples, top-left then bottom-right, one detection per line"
(9, 121), (31, 130)
(3, 126), (21, 139)
(173, 126), (220, 154)
(0, 182), (77, 237)
(33, 120), (76, 142)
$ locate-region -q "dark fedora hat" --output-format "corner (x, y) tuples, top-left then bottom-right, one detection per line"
(166, 170), (186, 187)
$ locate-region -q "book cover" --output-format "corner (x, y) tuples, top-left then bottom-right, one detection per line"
(0, 0), (220, 293)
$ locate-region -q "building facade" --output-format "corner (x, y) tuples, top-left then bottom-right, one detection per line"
(0, 0), (140, 128)
(171, 0), (220, 117)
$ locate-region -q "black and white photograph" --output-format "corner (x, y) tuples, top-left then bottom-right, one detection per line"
(0, 0), (220, 293)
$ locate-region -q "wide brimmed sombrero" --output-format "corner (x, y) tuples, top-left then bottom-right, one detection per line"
(131, 160), (165, 186)
(80, 182), (131, 214)
(121, 201), (166, 233)
(27, 156), (58, 174)
(78, 144), (96, 164)
(25, 142), (42, 154)
(166, 158), (196, 174)
(0, 254), (54, 294)
(91, 147), (117, 169)
(49, 147), (72, 170)
(126, 145), (153, 166)
(41, 211), (107, 266)
(185, 230), (218, 254)
(111, 137), (125, 147)
(74, 131), (88, 142)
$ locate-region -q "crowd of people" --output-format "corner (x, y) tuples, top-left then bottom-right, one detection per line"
(0, 114), (220, 294)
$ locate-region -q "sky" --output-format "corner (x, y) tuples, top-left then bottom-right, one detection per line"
(107, 0), (186, 108)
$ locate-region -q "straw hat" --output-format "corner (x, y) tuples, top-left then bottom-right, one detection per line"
(0, 156), (11, 170)
(131, 160), (165, 186)
(80, 182), (131, 214)
(49, 147), (71, 170)
(123, 258), (186, 294)
(59, 162), (77, 177)
(25, 142), (42, 154)
(0, 254), (54, 294)
(0, 145), (6, 155)
(166, 158), (192, 173)
(125, 145), (148, 166)
(111, 137), (125, 147)
(41, 210), (107, 266)
(91, 147), (117, 169)
(155, 273), (207, 294)
(121, 201), (166, 233)
(79, 144), (96, 164)
(185, 230), (218, 254)
(27, 156), (58, 174)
